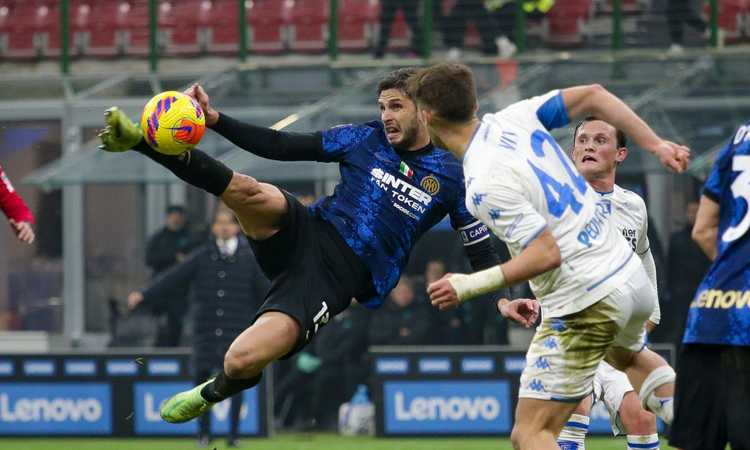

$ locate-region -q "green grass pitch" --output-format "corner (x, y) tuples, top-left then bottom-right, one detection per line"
(0, 433), (668, 450)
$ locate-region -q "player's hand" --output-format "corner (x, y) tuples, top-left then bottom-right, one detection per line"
(8, 219), (34, 244)
(184, 84), (219, 127)
(652, 140), (690, 173)
(497, 298), (540, 328)
(427, 273), (461, 310)
(127, 291), (144, 311)
(98, 107), (143, 152)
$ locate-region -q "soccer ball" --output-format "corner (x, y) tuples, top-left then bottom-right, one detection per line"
(140, 90), (205, 155)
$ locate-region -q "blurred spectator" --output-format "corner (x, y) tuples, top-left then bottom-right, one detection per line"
(444, 0), (498, 58)
(663, 200), (711, 346)
(144, 205), (201, 347)
(128, 208), (268, 447)
(369, 276), (433, 346)
(0, 163), (35, 245)
(666, 0), (707, 54)
(424, 259), (467, 345)
(374, 0), (422, 58)
(486, 0), (553, 57)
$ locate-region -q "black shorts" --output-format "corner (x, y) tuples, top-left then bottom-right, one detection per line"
(670, 343), (750, 450)
(248, 191), (373, 358)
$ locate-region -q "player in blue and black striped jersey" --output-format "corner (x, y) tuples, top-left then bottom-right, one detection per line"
(670, 121), (750, 450)
(98, 68), (537, 425)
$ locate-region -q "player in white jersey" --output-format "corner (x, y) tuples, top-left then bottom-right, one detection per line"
(553, 118), (677, 450)
(409, 64), (689, 450)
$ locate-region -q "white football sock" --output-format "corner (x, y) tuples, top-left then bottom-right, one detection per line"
(557, 413), (589, 450)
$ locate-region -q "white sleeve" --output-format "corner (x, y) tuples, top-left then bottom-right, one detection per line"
(468, 175), (548, 249)
(495, 90), (570, 132)
(635, 199), (650, 256)
(641, 249), (661, 325)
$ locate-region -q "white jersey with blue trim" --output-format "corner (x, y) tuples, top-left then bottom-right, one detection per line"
(601, 185), (660, 324)
(462, 90), (641, 318)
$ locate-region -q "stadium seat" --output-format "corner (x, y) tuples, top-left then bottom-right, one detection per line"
(35, 1), (61, 57)
(544, 0), (593, 47)
(0, 1), (12, 56)
(118, 0), (150, 56)
(704, 0), (747, 43)
(204, 0), (239, 55)
(1, 1), (61, 59)
(338, 0), (377, 53)
(162, 0), (202, 55)
(288, 0), (329, 53)
(600, 0), (646, 15)
(69, 0), (91, 56)
(246, 0), (287, 54)
(86, 0), (120, 57)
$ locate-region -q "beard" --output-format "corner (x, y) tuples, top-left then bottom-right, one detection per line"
(391, 116), (421, 151)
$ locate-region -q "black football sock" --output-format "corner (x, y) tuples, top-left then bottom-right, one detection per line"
(200, 371), (262, 403)
(134, 140), (233, 196)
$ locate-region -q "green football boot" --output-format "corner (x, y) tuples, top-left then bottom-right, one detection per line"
(98, 107), (142, 153)
(159, 378), (216, 423)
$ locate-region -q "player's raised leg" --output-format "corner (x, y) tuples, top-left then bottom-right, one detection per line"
(99, 107), (302, 423)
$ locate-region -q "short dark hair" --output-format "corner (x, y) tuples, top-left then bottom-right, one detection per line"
(408, 63), (477, 123)
(377, 67), (418, 97)
(573, 116), (627, 149)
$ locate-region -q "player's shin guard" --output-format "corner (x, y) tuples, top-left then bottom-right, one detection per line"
(639, 365), (676, 424)
(627, 433), (659, 450)
(135, 141), (233, 196)
(200, 371), (262, 403)
(557, 413), (590, 450)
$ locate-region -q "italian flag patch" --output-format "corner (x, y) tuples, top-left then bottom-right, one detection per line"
(399, 161), (413, 178)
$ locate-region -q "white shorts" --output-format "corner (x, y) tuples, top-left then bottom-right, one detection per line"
(519, 266), (653, 401)
(593, 360), (635, 435)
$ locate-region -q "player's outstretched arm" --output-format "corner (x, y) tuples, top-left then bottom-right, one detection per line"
(692, 195), (720, 260)
(561, 84), (690, 173)
(184, 84), (324, 162)
(428, 230), (560, 308)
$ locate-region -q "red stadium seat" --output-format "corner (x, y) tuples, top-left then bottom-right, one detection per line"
(70, 0), (91, 55)
(288, 0), (329, 53)
(161, 0), (202, 55)
(544, 0), (592, 47)
(704, 0), (746, 42)
(0, 1), (14, 56)
(86, 0), (120, 56)
(206, 0), (240, 55)
(35, 1), (61, 57)
(118, 0), (150, 56)
(2, 1), (53, 59)
(338, 0), (377, 52)
(601, 0), (645, 14)
(247, 0), (288, 54)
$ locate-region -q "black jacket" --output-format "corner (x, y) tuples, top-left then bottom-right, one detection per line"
(141, 237), (269, 368)
(144, 226), (202, 315)
(368, 299), (434, 346)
